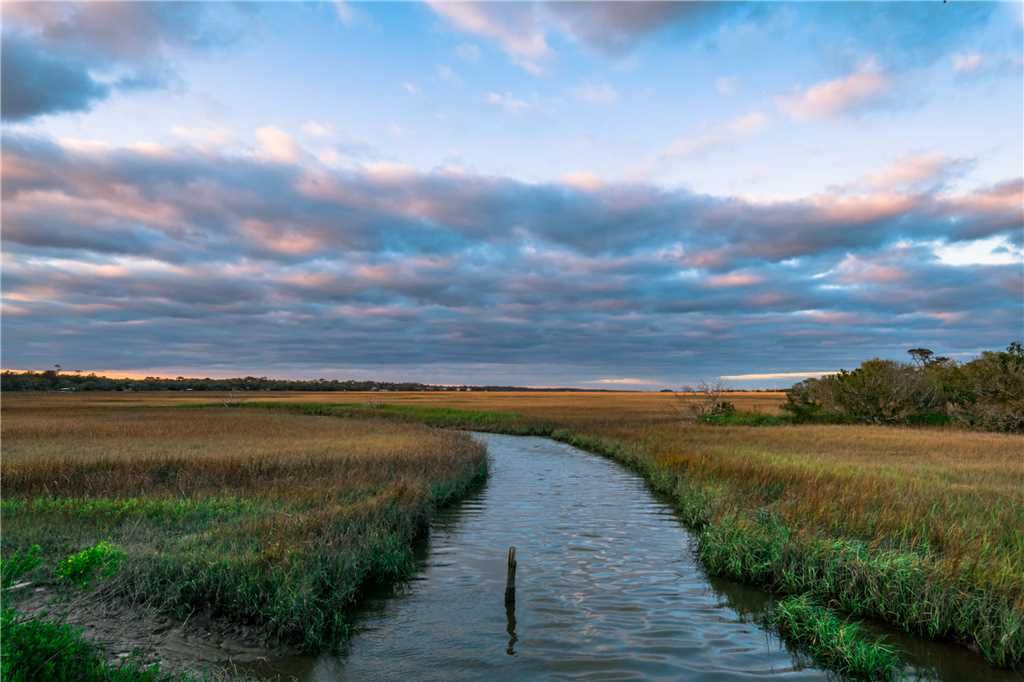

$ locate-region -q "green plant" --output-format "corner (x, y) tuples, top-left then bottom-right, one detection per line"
(0, 609), (179, 681)
(698, 410), (789, 426)
(768, 595), (902, 679)
(56, 541), (125, 588)
(0, 545), (42, 588)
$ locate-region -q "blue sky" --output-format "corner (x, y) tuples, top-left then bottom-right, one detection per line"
(2, 1), (1022, 388)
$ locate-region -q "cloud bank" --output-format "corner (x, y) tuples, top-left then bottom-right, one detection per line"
(3, 132), (1020, 385)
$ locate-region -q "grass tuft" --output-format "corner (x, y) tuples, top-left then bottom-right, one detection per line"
(0, 545), (42, 588)
(768, 595), (902, 679)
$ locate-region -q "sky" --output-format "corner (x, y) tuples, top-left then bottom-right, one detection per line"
(2, 1), (1022, 389)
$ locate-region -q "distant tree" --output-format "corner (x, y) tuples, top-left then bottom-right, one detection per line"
(907, 348), (935, 367)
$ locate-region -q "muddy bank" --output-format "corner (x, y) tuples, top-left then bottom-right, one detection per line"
(9, 581), (294, 678)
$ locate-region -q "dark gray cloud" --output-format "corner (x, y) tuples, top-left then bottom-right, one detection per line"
(547, 1), (748, 55)
(0, 2), (251, 121)
(2, 133), (1021, 385)
(0, 32), (109, 121)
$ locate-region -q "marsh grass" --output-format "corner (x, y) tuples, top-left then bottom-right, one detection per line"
(4, 392), (1021, 670)
(768, 595), (902, 679)
(229, 400), (553, 433)
(1, 402), (487, 655)
(231, 395), (1024, 669)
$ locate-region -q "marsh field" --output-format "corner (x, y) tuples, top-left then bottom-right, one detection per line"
(1, 391), (1022, 680)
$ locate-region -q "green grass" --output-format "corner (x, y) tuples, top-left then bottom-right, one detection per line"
(768, 595), (902, 679)
(0, 545), (42, 588)
(0, 609), (183, 682)
(698, 410), (790, 426)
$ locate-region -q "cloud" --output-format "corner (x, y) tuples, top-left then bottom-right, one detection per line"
(863, 153), (973, 192)
(255, 127), (301, 163)
(2, 132), (1019, 384)
(333, 1), (355, 26)
(1, 2), (250, 121)
(662, 111), (768, 159)
(952, 52), (984, 74)
(706, 272), (764, 288)
(720, 371), (837, 381)
(584, 377), (657, 385)
(546, 1), (729, 55)
(427, 1), (746, 73)
(402, 82), (420, 95)
(1, 32), (109, 121)
(573, 81), (619, 105)
(301, 121), (333, 138)
(427, 3), (996, 77)
(171, 125), (236, 148)
(427, 1), (550, 73)
(776, 61), (890, 120)
(484, 91), (531, 114)
(562, 172), (604, 192)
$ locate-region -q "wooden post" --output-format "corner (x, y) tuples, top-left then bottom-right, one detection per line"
(505, 546), (517, 655)
(505, 546), (517, 597)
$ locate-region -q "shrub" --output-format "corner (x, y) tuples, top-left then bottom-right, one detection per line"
(56, 542), (125, 588)
(782, 343), (1024, 432)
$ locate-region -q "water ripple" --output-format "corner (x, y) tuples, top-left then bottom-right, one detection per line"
(256, 433), (1005, 682)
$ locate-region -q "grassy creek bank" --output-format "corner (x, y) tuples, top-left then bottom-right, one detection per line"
(243, 400), (1024, 678)
(0, 400), (488, 680)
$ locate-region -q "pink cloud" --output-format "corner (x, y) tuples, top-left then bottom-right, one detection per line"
(427, 1), (549, 73)
(865, 153), (962, 190)
(706, 271), (764, 288)
(255, 126), (300, 163)
(835, 254), (906, 285)
(662, 111), (768, 159)
(776, 62), (889, 120)
(241, 219), (324, 256)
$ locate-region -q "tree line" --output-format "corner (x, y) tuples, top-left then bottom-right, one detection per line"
(0, 372), (589, 394)
(783, 342), (1024, 432)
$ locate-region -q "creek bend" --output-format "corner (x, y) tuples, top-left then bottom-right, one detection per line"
(253, 433), (1008, 681)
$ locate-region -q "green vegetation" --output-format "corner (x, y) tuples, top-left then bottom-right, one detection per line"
(4, 377), (1021, 676)
(0, 609), (181, 682)
(768, 595), (902, 679)
(785, 343), (1024, 432)
(0, 545), (42, 588)
(56, 541), (125, 588)
(698, 410), (789, 426)
(1, 404), (488, 673)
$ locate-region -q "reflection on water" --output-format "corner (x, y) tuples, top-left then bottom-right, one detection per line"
(251, 433), (1006, 681)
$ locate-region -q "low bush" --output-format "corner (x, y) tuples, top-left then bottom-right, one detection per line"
(56, 541), (125, 588)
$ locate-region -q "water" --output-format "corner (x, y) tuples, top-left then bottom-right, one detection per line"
(255, 433), (1010, 681)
